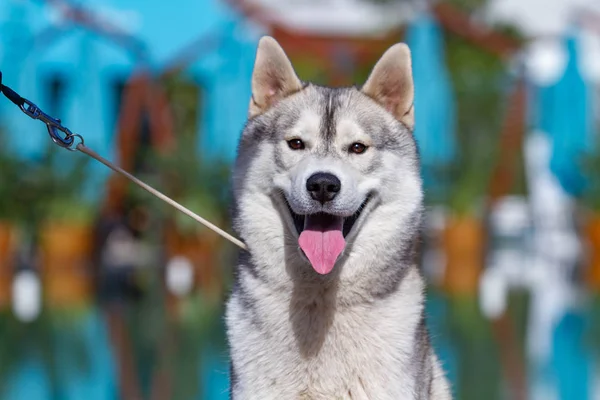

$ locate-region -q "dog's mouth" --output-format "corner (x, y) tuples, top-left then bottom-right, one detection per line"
(283, 196), (372, 275)
(286, 197), (371, 238)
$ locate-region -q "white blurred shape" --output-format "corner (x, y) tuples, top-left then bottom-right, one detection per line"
(524, 132), (580, 262)
(479, 268), (506, 319)
(525, 40), (568, 86)
(579, 29), (600, 83)
(485, 0), (598, 37)
(421, 206), (447, 286)
(166, 256), (194, 297)
(424, 206), (446, 232)
(249, 0), (413, 36)
(523, 130), (580, 363)
(11, 270), (41, 323)
(490, 196), (530, 236)
(422, 245), (445, 287)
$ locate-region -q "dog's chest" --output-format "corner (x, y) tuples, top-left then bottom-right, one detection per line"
(228, 284), (422, 399)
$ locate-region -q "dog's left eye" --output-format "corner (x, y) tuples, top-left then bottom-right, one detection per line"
(349, 142), (368, 154)
(287, 139), (305, 150)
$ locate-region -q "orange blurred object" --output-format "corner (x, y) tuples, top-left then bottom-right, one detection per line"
(442, 216), (485, 295)
(40, 222), (94, 307)
(584, 217), (600, 291)
(0, 223), (17, 308)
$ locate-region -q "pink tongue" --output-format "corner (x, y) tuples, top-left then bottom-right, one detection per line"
(298, 214), (345, 275)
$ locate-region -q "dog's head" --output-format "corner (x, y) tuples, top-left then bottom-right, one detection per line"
(233, 37), (422, 283)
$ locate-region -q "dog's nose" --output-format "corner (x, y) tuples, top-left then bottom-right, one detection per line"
(306, 172), (341, 204)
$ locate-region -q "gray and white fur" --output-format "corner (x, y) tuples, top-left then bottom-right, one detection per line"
(226, 36), (452, 399)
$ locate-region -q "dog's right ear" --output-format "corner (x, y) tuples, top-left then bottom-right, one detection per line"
(249, 36), (303, 118)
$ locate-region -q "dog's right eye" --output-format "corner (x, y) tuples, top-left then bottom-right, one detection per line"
(287, 139), (305, 150)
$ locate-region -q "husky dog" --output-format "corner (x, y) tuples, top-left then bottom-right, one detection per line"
(226, 36), (451, 400)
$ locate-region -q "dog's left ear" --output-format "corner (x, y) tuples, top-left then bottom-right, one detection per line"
(362, 43), (414, 129)
(249, 36), (303, 118)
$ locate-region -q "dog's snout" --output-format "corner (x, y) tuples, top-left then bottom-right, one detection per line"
(306, 172), (341, 204)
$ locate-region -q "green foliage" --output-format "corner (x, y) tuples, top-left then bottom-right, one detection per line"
(0, 130), (28, 222)
(445, 0), (487, 13)
(36, 155), (93, 225)
(155, 140), (231, 235)
(0, 129), (93, 229)
(155, 74), (233, 236)
(507, 290), (531, 352)
(437, 27), (514, 216)
(587, 294), (600, 358)
(580, 146), (600, 212)
(290, 57), (330, 86)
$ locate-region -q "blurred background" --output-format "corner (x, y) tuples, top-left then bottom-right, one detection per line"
(1, 0), (600, 399)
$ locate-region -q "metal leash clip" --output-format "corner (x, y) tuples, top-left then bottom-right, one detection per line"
(19, 99), (78, 149)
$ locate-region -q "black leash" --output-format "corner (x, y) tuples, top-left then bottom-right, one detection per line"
(0, 71), (79, 149)
(0, 71), (25, 107)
